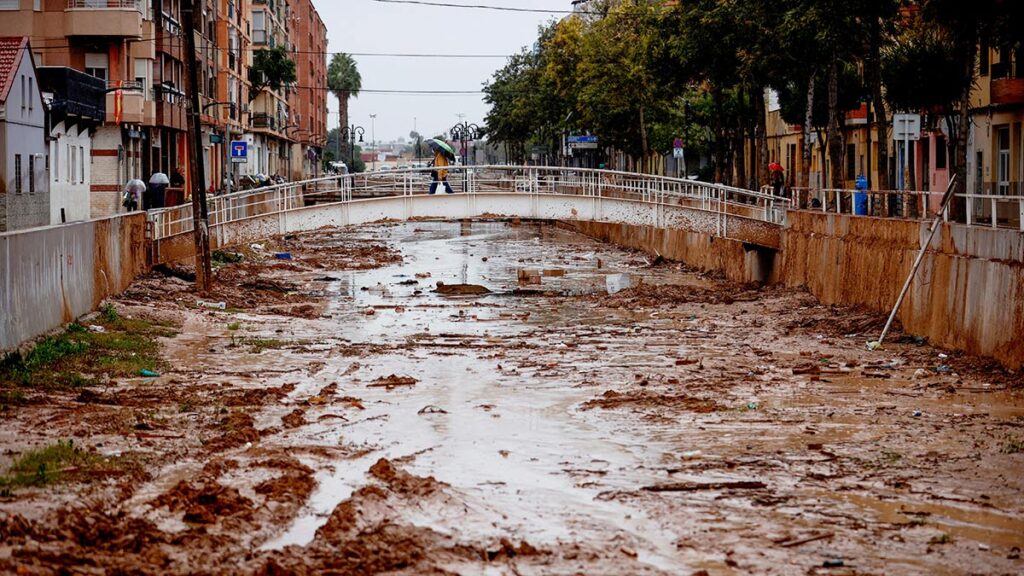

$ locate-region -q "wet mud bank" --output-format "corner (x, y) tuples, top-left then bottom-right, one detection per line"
(1, 221), (1022, 574)
(566, 213), (1024, 369)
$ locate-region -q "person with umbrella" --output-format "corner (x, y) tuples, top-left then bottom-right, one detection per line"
(768, 162), (785, 197)
(146, 172), (170, 210)
(122, 179), (146, 212)
(426, 138), (456, 194)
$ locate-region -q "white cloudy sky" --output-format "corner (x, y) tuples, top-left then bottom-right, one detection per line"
(313, 0), (570, 143)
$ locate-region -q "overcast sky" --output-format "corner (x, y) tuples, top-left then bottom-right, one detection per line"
(313, 0), (568, 143)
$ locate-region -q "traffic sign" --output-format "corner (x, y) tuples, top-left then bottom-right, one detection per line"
(568, 134), (598, 150)
(893, 113), (921, 141)
(209, 133), (224, 145)
(673, 138), (684, 149)
(673, 148), (685, 159)
(230, 140), (248, 163)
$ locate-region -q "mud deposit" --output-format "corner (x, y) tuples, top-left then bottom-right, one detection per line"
(1, 221), (1022, 575)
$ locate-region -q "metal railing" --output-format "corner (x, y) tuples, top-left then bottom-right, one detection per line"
(147, 166), (789, 242)
(774, 186), (1024, 231)
(67, 0), (142, 10)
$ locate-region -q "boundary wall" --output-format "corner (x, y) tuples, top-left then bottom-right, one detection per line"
(1, 213), (148, 350)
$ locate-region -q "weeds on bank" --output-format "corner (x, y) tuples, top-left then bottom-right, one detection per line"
(0, 304), (179, 401)
(0, 439), (136, 492)
(1001, 436), (1024, 454)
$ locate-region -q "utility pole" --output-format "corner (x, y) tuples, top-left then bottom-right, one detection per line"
(184, 0), (212, 293)
(370, 114), (377, 171)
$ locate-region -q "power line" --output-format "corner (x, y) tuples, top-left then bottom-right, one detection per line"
(370, 0), (578, 14)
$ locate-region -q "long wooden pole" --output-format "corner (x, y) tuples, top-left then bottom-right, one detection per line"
(872, 174), (958, 349)
(184, 0), (212, 293)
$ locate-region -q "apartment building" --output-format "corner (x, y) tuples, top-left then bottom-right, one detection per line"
(0, 0), (190, 216)
(286, 0), (326, 181)
(245, 0), (289, 178)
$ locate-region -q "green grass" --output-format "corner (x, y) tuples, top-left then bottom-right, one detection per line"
(0, 440), (104, 489)
(0, 311), (178, 394)
(1001, 437), (1024, 454)
(246, 338), (289, 354)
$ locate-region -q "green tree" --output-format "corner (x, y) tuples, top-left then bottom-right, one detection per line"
(328, 54), (362, 164)
(248, 46), (297, 101)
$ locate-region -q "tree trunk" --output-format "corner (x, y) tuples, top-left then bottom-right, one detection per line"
(639, 103), (648, 174)
(803, 73), (815, 192)
(712, 87), (725, 184)
(951, 41), (977, 220)
(755, 86), (768, 192)
(735, 91), (748, 191)
(827, 60), (844, 192)
(867, 45), (889, 192)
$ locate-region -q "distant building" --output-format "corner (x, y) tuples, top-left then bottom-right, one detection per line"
(0, 37), (49, 232)
(38, 66), (105, 224)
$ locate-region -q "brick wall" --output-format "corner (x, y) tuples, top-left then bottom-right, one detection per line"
(90, 126), (122, 218)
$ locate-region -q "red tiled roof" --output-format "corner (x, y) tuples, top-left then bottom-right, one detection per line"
(0, 37), (29, 105)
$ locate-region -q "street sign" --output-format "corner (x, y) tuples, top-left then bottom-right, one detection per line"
(230, 140), (248, 163)
(673, 138), (684, 149)
(893, 113), (921, 141)
(673, 148), (685, 159)
(209, 134), (224, 145)
(568, 134), (598, 150)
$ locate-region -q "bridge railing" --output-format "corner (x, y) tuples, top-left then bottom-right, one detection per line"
(148, 166), (788, 242)
(776, 185), (1024, 231)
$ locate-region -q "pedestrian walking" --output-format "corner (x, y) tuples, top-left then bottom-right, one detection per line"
(425, 138), (456, 194)
(146, 172), (170, 210)
(769, 162), (785, 197)
(122, 179), (146, 212)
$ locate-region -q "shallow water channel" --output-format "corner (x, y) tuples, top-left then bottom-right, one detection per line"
(257, 221), (701, 570)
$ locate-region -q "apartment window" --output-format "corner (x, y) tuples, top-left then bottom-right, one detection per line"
(14, 154), (22, 194)
(0, 0), (19, 9)
(980, 41), (990, 76)
(20, 75), (25, 114)
(28, 77), (33, 111)
(28, 156), (35, 194)
(85, 53), (109, 82)
(80, 146), (85, 183)
(935, 135), (947, 169)
(52, 141), (58, 182)
(134, 59), (149, 89)
(70, 146), (76, 184)
(846, 144), (856, 181)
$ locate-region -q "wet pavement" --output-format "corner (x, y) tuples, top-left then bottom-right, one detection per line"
(1, 221), (1022, 575)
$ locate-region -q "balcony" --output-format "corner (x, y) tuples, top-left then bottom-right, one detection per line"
(36, 67), (106, 127)
(105, 82), (145, 124)
(65, 0), (144, 39)
(250, 113), (277, 130)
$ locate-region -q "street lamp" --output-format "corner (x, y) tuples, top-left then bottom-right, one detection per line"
(340, 125), (365, 172)
(450, 121), (481, 192)
(369, 114), (377, 171)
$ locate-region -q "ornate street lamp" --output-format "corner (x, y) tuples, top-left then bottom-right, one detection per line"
(450, 122), (481, 166)
(450, 121), (481, 192)
(340, 125), (365, 171)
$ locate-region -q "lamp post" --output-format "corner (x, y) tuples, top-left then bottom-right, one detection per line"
(369, 114), (377, 171)
(340, 125), (365, 173)
(450, 121), (481, 192)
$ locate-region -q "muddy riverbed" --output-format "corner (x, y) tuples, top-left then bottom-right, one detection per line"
(1, 221), (1022, 575)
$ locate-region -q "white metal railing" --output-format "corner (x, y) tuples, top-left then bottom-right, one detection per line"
(67, 0), (142, 10)
(147, 166), (789, 242)
(775, 186), (1024, 231)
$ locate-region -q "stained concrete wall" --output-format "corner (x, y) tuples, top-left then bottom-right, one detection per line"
(0, 213), (148, 351)
(569, 213), (1024, 369)
(780, 211), (1023, 369)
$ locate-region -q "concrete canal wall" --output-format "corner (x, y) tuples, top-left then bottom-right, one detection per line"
(569, 213), (1024, 369)
(0, 213), (149, 350)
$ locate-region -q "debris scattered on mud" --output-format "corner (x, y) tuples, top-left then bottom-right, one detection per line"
(367, 375), (418, 390)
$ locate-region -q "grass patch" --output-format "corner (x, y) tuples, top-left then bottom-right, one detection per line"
(246, 338), (289, 354)
(1001, 437), (1024, 454)
(0, 313), (178, 392)
(0, 440), (106, 490)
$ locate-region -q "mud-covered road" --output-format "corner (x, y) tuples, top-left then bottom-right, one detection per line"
(2, 221), (1022, 575)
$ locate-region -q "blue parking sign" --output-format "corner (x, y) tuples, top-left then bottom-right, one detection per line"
(230, 140), (248, 163)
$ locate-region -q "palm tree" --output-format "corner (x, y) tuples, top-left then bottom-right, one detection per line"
(327, 54), (362, 163)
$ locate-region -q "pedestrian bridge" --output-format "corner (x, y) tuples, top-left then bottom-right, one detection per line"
(148, 166), (788, 265)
